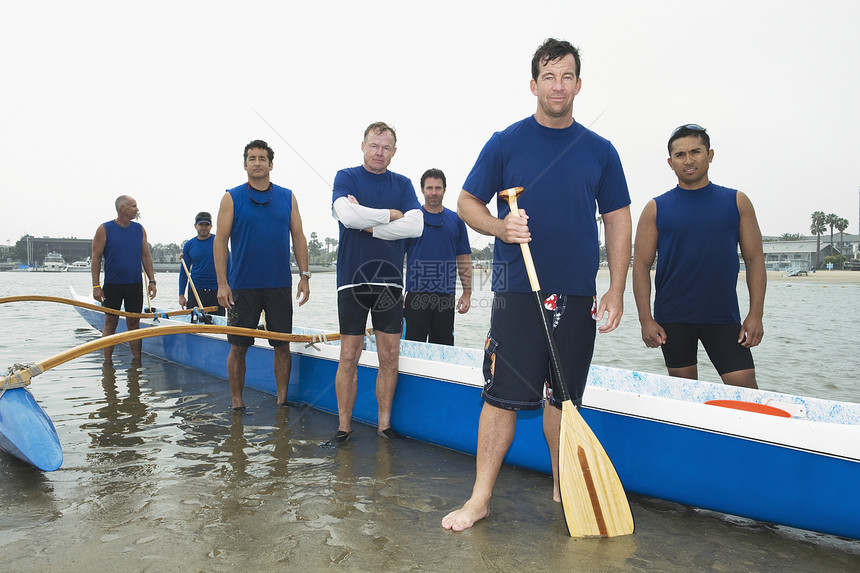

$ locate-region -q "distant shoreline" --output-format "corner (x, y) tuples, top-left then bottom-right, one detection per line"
(758, 270), (860, 285)
(602, 268), (860, 285)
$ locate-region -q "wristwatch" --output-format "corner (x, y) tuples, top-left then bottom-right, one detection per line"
(300, 270), (312, 279)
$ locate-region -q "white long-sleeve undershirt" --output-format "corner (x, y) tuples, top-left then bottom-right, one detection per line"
(332, 197), (423, 240)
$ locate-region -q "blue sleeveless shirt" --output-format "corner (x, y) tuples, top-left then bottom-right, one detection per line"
(653, 182), (741, 324)
(103, 220), (144, 284)
(227, 183), (293, 289)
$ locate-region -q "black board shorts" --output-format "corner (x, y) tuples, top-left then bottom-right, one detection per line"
(404, 292), (455, 345)
(103, 283), (144, 313)
(482, 292), (596, 410)
(227, 288), (293, 347)
(660, 322), (755, 375)
(337, 285), (403, 335)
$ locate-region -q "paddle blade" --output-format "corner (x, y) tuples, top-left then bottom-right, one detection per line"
(558, 403), (633, 537)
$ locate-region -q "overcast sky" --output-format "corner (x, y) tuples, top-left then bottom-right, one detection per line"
(3, 0), (858, 252)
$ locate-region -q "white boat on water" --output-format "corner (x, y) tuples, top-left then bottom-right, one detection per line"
(65, 258), (91, 272)
(42, 252), (66, 272)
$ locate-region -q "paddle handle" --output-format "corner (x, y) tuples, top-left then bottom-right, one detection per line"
(0, 295), (215, 319)
(504, 190), (572, 403)
(143, 270), (153, 311)
(180, 255), (204, 310)
(0, 324), (351, 386)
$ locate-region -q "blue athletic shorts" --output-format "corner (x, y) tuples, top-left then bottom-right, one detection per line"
(482, 292), (596, 410)
(337, 285), (403, 335)
(227, 288), (293, 347)
(660, 322), (754, 375)
(103, 283), (144, 313)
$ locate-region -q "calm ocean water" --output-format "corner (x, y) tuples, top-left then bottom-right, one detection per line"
(1, 270), (858, 572)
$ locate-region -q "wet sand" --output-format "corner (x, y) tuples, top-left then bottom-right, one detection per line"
(2, 356), (859, 572)
(2, 271), (859, 572)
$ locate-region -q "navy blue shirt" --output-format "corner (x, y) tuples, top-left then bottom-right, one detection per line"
(654, 182), (741, 324)
(332, 166), (420, 289)
(103, 220), (144, 284)
(227, 183), (293, 289)
(179, 235), (221, 293)
(405, 207), (471, 295)
(464, 116), (630, 295)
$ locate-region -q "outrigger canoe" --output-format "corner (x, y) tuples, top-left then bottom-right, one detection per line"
(3, 286), (859, 540)
(0, 385), (63, 471)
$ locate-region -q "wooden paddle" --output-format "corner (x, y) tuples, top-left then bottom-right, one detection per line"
(143, 271), (154, 313)
(0, 323), (352, 387)
(0, 295), (217, 319)
(500, 186), (633, 538)
(179, 254), (205, 310)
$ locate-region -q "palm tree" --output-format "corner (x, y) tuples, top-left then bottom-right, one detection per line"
(825, 213), (839, 251)
(325, 237), (338, 253)
(810, 211), (826, 269)
(780, 232), (805, 241)
(835, 217), (850, 261)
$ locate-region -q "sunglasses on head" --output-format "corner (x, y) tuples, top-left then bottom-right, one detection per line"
(671, 124), (707, 137)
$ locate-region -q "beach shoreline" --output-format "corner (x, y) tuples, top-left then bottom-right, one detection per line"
(759, 269), (860, 284)
(597, 268), (860, 285)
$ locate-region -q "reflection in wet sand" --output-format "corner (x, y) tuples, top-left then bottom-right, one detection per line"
(1, 337), (859, 570)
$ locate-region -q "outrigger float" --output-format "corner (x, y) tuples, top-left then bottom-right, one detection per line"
(1, 287), (858, 540)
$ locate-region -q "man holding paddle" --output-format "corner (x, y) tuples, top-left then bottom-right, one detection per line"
(214, 140), (311, 410)
(91, 195), (157, 362)
(442, 38), (632, 532)
(179, 211), (226, 316)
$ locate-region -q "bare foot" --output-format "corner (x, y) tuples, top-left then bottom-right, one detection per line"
(441, 499), (490, 531)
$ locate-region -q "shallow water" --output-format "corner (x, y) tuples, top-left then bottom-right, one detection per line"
(1, 272), (859, 571)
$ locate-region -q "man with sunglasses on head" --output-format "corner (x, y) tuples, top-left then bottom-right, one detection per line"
(403, 168), (472, 346)
(633, 124), (766, 389)
(179, 211), (227, 316)
(214, 139), (311, 410)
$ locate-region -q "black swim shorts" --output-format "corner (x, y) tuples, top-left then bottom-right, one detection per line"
(660, 322), (755, 375)
(337, 285), (403, 336)
(227, 287), (293, 347)
(482, 292), (596, 410)
(103, 283), (144, 313)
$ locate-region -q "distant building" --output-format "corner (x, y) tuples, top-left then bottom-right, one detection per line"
(13, 235), (92, 267)
(759, 241), (837, 272)
(3, 234), (182, 272)
(755, 234), (859, 271)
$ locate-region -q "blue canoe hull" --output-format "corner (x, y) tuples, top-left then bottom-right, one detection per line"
(0, 387), (63, 471)
(70, 296), (860, 539)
